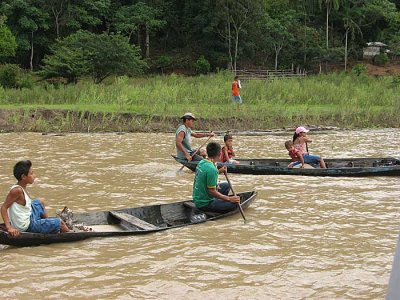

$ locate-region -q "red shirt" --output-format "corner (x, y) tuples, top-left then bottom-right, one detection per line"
(288, 148), (301, 161)
(232, 80), (240, 96)
(220, 146), (234, 163)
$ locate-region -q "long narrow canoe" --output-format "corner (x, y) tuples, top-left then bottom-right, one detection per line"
(174, 156), (400, 177)
(0, 191), (256, 247)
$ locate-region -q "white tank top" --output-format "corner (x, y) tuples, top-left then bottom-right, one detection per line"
(7, 185), (32, 231)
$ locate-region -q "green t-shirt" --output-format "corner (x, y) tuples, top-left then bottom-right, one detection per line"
(192, 159), (218, 208)
(176, 124), (192, 160)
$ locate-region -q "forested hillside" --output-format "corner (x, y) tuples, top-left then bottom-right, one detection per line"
(1, 0), (400, 81)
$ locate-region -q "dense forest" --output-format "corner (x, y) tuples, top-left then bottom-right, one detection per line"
(1, 0), (400, 83)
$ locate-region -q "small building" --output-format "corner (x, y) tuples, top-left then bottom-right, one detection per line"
(363, 42), (388, 59)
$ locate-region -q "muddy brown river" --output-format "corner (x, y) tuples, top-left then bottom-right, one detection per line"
(0, 130), (399, 299)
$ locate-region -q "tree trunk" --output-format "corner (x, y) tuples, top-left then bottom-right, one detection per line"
(30, 32), (34, 71)
(326, 5), (329, 49)
(234, 28), (239, 74)
(145, 25), (150, 58)
(227, 12), (233, 72)
(344, 28), (348, 72)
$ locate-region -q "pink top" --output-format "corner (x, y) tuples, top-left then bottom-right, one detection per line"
(294, 141), (307, 156)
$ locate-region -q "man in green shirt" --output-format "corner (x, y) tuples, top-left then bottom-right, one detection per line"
(176, 112), (214, 161)
(192, 142), (240, 213)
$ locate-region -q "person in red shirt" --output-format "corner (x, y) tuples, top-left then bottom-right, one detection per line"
(232, 76), (242, 109)
(220, 133), (239, 165)
(285, 140), (305, 168)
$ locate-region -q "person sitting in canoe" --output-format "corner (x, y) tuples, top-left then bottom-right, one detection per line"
(293, 126), (327, 168)
(0, 160), (70, 238)
(192, 142), (240, 213)
(175, 112), (214, 162)
(220, 133), (239, 165)
(284, 140), (305, 168)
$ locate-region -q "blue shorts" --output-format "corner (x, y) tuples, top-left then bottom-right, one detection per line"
(232, 96), (242, 104)
(27, 199), (61, 234)
(303, 154), (321, 165)
(291, 161), (302, 168)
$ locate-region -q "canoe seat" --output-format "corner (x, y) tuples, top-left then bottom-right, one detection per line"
(183, 201), (219, 217)
(109, 211), (158, 230)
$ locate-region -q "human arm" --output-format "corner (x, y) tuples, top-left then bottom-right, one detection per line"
(300, 135), (312, 143)
(298, 151), (305, 168)
(221, 146), (229, 163)
(208, 187), (240, 203)
(191, 131), (215, 138)
(176, 131), (192, 161)
(0, 189), (24, 237)
(218, 166), (227, 174)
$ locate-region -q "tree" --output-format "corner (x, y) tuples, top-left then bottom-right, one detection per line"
(0, 17), (17, 62)
(258, 2), (298, 70)
(114, 2), (165, 58)
(318, 0), (341, 49)
(40, 30), (148, 83)
(0, 0), (50, 70)
(216, 0), (256, 73)
(339, 1), (362, 71)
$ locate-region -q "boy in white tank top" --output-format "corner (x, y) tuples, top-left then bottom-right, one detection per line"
(0, 160), (70, 237)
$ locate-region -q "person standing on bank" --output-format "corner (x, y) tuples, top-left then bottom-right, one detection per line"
(232, 75), (242, 109)
(292, 126), (327, 168)
(192, 142), (240, 213)
(176, 112), (214, 162)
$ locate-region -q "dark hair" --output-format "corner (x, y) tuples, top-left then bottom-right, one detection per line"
(14, 160), (32, 180)
(292, 132), (300, 143)
(234, 76), (239, 80)
(285, 140), (293, 149)
(224, 134), (233, 142)
(206, 142), (221, 158)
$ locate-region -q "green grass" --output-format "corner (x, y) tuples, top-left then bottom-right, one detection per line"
(0, 71), (399, 128)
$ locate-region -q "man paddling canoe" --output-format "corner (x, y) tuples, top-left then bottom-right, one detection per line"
(175, 112), (214, 161)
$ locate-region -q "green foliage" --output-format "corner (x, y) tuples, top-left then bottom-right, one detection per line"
(391, 75), (400, 87)
(0, 64), (21, 88)
(373, 53), (389, 66)
(352, 64), (367, 76)
(195, 56), (211, 74)
(40, 30), (148, 83)
(153, 55), (173, 74)
(0, 21), (17, 62)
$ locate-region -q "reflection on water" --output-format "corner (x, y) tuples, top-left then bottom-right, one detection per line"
(0, 130), (399, 299)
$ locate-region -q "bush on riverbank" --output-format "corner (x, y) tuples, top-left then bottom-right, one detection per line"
(0, 71), (398, 131)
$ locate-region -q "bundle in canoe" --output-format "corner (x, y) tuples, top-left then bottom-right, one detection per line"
(0, 191), (256, 247)
(173, 156), (400, 177)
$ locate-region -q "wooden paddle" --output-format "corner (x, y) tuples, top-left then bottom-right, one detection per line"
(178, 135), (212, 172)
(224, 170), (246, 221)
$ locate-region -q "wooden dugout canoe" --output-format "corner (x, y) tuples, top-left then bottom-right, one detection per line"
(174, 156), (400, 177)
(0, 191), (256, 247)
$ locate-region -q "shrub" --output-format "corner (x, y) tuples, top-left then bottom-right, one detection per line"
(195, 55), (211, 75)
(351, 64), (367, 76)
(0, 22), (17, 62)
(40, 30), (148, 84)
(154, 55), (173, 74)
(373, 53), (389, 66)
(0, 64), (21, 88)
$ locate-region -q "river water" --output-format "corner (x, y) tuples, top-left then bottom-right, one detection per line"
(0, 130), (399, 299)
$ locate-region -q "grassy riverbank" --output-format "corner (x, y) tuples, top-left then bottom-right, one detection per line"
(0, 71), (399, 132)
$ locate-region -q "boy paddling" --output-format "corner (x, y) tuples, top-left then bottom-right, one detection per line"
(0, 160), (70, 237)
(192, 142), (240, 213)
